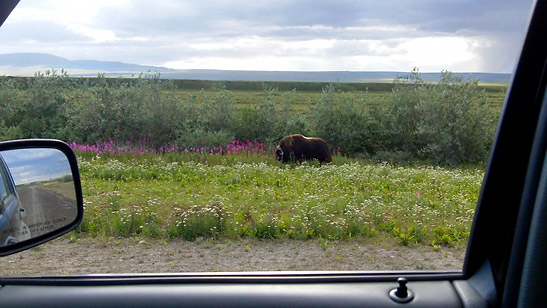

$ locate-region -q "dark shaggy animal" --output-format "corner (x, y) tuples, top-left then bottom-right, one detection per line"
(276, 134), (332, 163)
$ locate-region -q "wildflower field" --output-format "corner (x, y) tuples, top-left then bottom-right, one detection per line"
(72, 140), (483, 248)
(0, 71), (499, 248)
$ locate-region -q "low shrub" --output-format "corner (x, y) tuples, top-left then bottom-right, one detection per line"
(1, 69), (500, 165)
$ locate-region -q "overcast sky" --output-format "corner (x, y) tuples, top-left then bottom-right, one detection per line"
(2, 149), (72, 185)
(0, 0), (535, 73)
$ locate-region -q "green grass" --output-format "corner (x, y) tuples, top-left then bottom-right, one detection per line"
(75, 151), (482, 247)
(171, 84), (505, 113)
(171, 88), (326, 112)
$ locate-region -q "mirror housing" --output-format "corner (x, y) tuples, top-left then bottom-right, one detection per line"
(0, 139), (83, 256)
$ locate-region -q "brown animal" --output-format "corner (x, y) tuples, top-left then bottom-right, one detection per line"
(275, 134), (332, 163)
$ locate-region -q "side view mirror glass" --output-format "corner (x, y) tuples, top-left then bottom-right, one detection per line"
(0, 140), (83, 256)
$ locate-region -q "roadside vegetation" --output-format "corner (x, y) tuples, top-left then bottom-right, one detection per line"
(0, 68), (504, 164)
(74, 149), (482, 248)
(0, 69), (506, 249)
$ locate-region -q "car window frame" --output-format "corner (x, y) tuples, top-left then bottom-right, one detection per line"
(463, 0), (547, 305)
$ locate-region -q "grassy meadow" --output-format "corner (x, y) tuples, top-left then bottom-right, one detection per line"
(74, 148), (483, 249)
(171, 83), (507, 113)
(0, 72), (506, 250)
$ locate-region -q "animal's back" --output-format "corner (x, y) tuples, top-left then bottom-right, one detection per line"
(276, 134), (332, 163)
(296, 134), (332, 163)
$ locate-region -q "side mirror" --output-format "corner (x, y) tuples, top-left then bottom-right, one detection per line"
(0, 140), (83, 256)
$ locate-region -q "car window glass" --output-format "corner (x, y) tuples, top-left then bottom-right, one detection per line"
(0, 0), (535, 276)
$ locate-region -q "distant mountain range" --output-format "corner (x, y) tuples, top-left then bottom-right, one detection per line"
(0, 53), (170, 73)
(0, 53), (511, 84)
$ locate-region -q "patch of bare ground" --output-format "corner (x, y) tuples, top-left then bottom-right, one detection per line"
(0, 236), (466, 276)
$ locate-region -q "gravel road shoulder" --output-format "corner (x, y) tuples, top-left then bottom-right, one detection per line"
(0, 236), (465, 276)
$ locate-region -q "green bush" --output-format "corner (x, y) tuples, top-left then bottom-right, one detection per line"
(64, 73), (188, 146)
(1, 70), (74, 140)
(0, 78), (25, 141)
(0, 120), (22, 141)
(309, 84), (385, 155)
(389, 69), (496, 164)
(196, 86), (236, 133)
(177, 128), (234, 148)
(0, 69), (499, 164)
(230, 87), (307, 143)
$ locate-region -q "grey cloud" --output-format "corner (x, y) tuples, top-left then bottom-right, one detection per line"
(472, 31), (527, 73)
(0, 20), (91, 43)
(0, 0), (536, 73)
(89, 0), (534, 75)
(94, 0), (533, 37)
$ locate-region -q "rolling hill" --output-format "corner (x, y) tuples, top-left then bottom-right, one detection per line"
(0, 53), (511, 84)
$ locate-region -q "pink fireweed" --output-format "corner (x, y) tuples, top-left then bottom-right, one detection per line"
(69, 139), (271, 156)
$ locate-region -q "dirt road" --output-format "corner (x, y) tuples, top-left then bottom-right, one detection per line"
(17, 185), (78, 237)
(0, 236), (465, 276)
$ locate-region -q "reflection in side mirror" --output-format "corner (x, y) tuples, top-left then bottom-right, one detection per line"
(0, 145), (80, 253)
